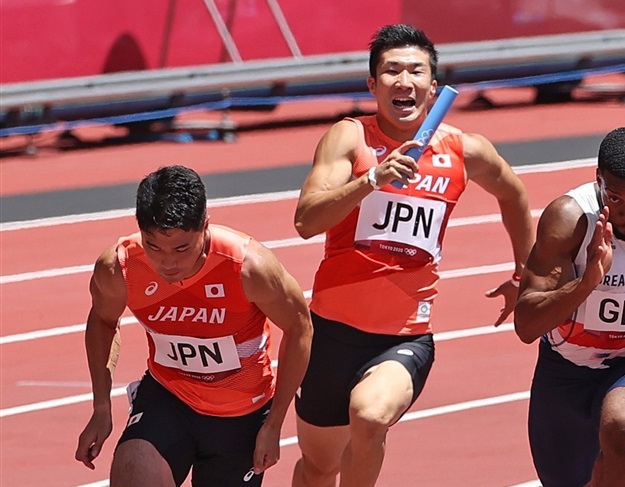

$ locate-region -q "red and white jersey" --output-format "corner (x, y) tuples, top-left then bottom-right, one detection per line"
(548, 182), (625, 368)
(310, 115), (467, 336)
(117, 225), (275, 416)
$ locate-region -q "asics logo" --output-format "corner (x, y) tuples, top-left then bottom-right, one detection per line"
(127, 412), (143, 426)
(145, 281), (158, 296)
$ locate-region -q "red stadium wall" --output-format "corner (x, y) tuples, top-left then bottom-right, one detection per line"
(0, 0), (401, 83)
(403, 0), (625, 43)
(1, 0), (623, 83)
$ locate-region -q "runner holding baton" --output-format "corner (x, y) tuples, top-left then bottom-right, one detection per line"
(392, 85), (459, 188)
(291, 24), (533, 487)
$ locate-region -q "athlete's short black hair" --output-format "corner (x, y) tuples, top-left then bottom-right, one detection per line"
(136, 165), (207, 233)
(368, 24), (438, 79)
(598, 127), (625, 178)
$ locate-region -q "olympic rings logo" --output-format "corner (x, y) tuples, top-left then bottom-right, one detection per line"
(416, 128), (435, 145)
(404, 248), (417, 257)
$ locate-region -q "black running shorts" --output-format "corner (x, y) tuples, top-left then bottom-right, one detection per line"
(528, 338), (625, 487)
(295, 312), (435, 427)
(116, 372), (271, 487)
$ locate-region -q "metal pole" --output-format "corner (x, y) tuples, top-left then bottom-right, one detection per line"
(266, 0), (302, 58)
(201, 0), (243, 63)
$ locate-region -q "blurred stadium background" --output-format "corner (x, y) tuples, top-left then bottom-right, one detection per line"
(1, 0), (624, 152)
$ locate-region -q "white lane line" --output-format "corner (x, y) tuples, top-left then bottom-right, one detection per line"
(0, 190), (301, 232)
(0, 208), (545, 286)
(6, 158), (581, 486)
(513, 157), (593, 175)
(400, 390), (530, 423)
(0, 235), (326, 285)
(1, 264), (94, 284)
(0, 265), (514, 345)
(434, 322), (514, 341)
(1, 322), (515, 418)
(1, 316), (137, 345)
(0, 387), (126, 418)
(17, 380), (128, 388)
(1, 157), (594, 234)
(68, 387), (531, 487)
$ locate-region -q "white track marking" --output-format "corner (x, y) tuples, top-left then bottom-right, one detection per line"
(6, 159), (590, 487)
(67, 387), (532, 487)
(0, 267), (513, 345)
(0, 158), (594, 233)
(0, 209), (546, 286)
(1, 322), (514, 418)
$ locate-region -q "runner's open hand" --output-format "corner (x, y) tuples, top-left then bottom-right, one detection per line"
(485, 278), (519, 327)
(75, 409), (113, 469)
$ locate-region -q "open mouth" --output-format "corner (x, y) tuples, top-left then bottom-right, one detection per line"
(392, 97), (416, 109)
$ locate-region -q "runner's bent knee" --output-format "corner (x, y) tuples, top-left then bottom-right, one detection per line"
(600, 387), (625, 457)
(349, 363), (414, 429)
(111, 439), (176, 487)
(301, 453), (341, 478)
(348, 395), (405, 433)
(348, 392), (409, 437)
(295, 419), (348, 475)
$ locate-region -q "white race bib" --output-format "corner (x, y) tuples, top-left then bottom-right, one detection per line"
(148, 331), (242, 373)
(583, 290), (625, 332)
(355, 191), (446, 260)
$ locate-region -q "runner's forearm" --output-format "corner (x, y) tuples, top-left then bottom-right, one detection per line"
(295, 175), (372, 239)
(85, 308), (120, 410)
(264, 322), (311, 427)
(515, 277), (596, 343)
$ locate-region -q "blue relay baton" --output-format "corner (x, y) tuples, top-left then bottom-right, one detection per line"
(391, 85), (459, 188)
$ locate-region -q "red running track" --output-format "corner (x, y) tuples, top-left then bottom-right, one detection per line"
(2, 162), (597, 487)
(2, 85), (624, 487)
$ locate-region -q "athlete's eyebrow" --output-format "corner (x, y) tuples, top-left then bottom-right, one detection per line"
(383, 60), (427, 69)
(146, 239), (191, 250)
(144, 238), (161, 249)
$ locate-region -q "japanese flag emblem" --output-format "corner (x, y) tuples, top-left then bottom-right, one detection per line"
(432, 154), (452, 167)
(205, 284), (225, 298)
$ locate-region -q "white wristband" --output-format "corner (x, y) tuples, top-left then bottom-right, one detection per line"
(367, 167), (380, 190)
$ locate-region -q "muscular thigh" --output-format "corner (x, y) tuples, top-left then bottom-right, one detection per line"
(352, 334), (435, 412)
(295, 312), (434, 427)
(117, 372), (271, 487)
(116, 372), (196, 486)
